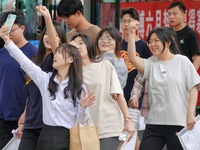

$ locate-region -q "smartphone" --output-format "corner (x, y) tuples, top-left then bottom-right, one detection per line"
(4, 14), (17, 33)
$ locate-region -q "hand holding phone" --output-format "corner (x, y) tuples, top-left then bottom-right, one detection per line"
(4, 14), (17, 33)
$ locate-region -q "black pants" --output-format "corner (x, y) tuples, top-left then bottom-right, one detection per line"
(139, 124), (183, 150)
(18, 128), (42, 150)
(36, 124), (69, 150)
(0, 119), (18, 149)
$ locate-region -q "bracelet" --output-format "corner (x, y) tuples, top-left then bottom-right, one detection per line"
(20, 123), (24, 125)
(125, 116), (131, 122)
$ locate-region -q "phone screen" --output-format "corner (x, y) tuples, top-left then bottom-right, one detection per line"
(4, 14), (17, 33)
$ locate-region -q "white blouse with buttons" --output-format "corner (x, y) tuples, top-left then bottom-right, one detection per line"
(5, 41), (89, 129)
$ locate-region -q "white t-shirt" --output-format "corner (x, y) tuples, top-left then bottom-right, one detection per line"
(82, 60), (124, 139)
(143, 55), (200, 126)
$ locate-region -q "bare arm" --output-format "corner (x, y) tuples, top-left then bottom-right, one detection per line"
(192, 54), (200, 71)
(128, 20), (145, 74)
(15, 108), (26, 139)
(36, 5), (59, 54)
(186, 85), (198, 130)
(116, 94), (135, 141)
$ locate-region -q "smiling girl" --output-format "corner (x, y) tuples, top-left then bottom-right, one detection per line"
(0, 25), (95, 150)
(127, 21), (200, 150)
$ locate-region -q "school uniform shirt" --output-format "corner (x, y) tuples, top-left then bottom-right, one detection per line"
(143, 55), (200, 126)
(82, 60), (124, 139)
(5, 41), (89, 129)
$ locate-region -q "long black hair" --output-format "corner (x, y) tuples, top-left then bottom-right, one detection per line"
(48, 44), (83, 107)
(71, 33), (97, 62)
(25, 21), (66, 87)
(33, 21), (66, 67)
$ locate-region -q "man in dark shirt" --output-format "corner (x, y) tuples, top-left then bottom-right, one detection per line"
(168, 2), (200, 70)
(168, 2), (200, 114)
(0, 10), (37, 149)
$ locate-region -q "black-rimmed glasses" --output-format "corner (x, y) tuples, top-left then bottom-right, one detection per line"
(10, 26), (21, 33)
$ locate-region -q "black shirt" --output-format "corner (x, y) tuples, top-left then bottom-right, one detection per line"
(24, 53), (53, 129)
(176, 26), (200, 62)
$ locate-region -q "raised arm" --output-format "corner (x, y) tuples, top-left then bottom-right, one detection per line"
(128, 20), (145, 74)
(36, 5), (60, 54)
(0, 25), (47, 87)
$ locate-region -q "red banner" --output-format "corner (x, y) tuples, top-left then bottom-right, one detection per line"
(120, 2), (200, 40)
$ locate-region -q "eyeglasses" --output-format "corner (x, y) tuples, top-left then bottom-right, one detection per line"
(121, 19), (135, 24)
(147, 39), (161, 46)
(10, 26), (21, 33)
(98, 36), (113, 43)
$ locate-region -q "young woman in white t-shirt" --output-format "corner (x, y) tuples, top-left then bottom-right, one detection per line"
(70, 34), (134, 150)
(127, 21), (200, 150)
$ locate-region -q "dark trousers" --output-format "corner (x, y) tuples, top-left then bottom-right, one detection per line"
(18, 128), (42, 150)
(36, 124), (69, 150)
(0, 119), (18, 149)
(100, 137), (119, 150)
(139, 124), (183, 150)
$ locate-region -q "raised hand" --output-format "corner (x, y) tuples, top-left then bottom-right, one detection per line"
(0, 25), (10, 44)
(36, 4), (60, 54)
(80, 92), (96, 108)
(129, 20), (139, 34)
(36, 4), (50, 18)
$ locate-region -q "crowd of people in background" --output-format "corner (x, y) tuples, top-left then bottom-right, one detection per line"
(0, 0), (200, 150)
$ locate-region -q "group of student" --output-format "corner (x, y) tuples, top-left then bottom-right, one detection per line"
(0, 0), (200, 150)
